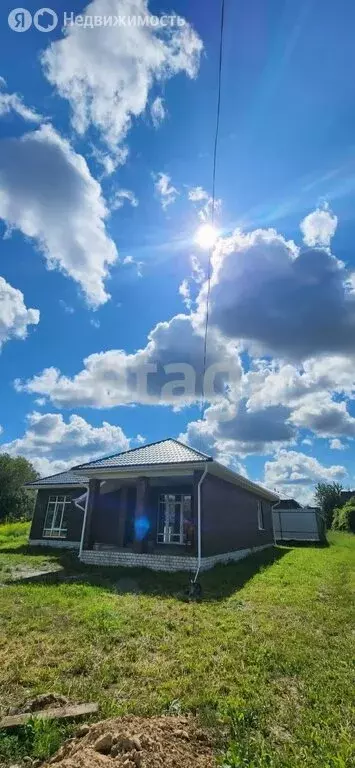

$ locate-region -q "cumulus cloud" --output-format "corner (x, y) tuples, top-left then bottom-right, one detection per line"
(180, 397), (295, 459)
(1, 411), (132, 476)
(0, 124), (117, 307)
(243, 357), (355, 440)
(41, 0), (202, 163)
(0, 276), (39, 348)
(111, 188), (138, 210)
(290, 393), (355, 438)
(153, 172), (179, 209)
(330, 438), (345, 450)
(0, 78), (43, 123)
(15, 314), (241, 409)
(188, 186), (209, 202)
(203, 224), (355, 360)
(150, 96), (166, 128)
(300, 204), (338, 247)
(264, 449), (346, 505)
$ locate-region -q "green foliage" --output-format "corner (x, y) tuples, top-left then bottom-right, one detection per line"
(314, 482), (343, 528)
(0, 718), (74, 764)
(0, 453), (38, 522)
(332, 497), (355, 532)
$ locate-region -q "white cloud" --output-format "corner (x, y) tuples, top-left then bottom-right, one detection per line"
(290, 392), (355, 438)
(153, 172), (179, 209)
(0, 276), (39, 349)
(330, 438), (346, 450)
(0, 78), (43, 123)
(181, 396), (295, 460)
(111, 188), (138, 210)
(42, 0), (202, 163)
(0, 124), (117, 307)
(203, 224), (355, 360)
(263, 449), (346, 505)
(188, 186), (209, 202)
(15, 313), (241, 409)
(243, 357), (355, 440)
(122, 255), (143, 276)
(187, 185), (222, 222)
(300, 204), (338, 247)
(150, 96), (166, 128)
(1, 411), (132, 477)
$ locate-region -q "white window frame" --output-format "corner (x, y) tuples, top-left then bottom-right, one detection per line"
(157, 493), (192, 545)
(257, 500), (265, 530)
(43, 495), (70, 538)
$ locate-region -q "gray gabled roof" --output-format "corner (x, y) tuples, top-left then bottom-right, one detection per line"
(73, 438), (212, 471)
(25, 470), (88, 489)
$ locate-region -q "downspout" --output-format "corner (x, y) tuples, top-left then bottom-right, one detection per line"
(193, 463), (209, 584)
(79, 485), (90, 559)
(78, 480), (107, 559)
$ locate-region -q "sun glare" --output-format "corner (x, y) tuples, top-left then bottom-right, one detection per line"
(195, 223), (218, 250)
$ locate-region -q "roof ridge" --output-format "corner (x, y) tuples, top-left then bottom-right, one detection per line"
(168, 437), (212, 460)
(72, 437), (209, 471)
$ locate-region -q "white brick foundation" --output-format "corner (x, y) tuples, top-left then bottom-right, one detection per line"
(80, 543), (272, 572)
(29, 539), (80, 550)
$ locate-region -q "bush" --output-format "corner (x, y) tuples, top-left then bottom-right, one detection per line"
(332, 497), (355, 533)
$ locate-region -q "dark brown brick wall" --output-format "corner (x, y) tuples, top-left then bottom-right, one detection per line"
(201, 473), (273, 556)
(29, 487), (86, 542)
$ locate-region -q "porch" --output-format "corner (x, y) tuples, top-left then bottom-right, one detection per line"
(80, 471), (202, 559)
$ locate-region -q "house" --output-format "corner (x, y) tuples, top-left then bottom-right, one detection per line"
(339, 490), (355, 505)
(26, 438), (279, 572)
(273, 498), (301, 510)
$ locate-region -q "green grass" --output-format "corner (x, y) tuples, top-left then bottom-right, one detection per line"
(0, 522), (59, 582)
(0, 527), (354, 767)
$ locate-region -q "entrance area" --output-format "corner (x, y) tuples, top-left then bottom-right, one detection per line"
(157, 493), (192, 545)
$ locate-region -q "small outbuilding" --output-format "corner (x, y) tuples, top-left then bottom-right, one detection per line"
(272, 501), (326, 543)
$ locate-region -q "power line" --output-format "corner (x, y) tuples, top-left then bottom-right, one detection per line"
(200, 0), (225, 421)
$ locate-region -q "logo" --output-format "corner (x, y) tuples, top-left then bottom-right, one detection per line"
(8, 7), (58, 32)
(34, 7), (58, 31)
(8, 8), (32, 31)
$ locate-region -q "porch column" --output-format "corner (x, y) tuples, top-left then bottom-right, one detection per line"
(82, 478), (101, 550)
(133, 476), (149, 552)
(117, 485), (128, 547)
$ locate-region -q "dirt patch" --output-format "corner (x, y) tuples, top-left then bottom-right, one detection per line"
(45, 716), (217, 768)
(8, 693), (69, 716)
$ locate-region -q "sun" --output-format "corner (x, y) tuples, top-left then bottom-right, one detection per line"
(194, 223), (218, 249)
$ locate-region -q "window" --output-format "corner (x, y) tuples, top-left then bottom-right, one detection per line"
(157, 493), (192, 544)
(257, 500), (265, 530)
(43, 495), (71, 538)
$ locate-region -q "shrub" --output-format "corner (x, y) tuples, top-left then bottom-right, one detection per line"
(332, 498), (355, 533)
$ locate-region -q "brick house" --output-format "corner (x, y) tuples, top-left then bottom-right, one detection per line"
(26, 438), (278, 572)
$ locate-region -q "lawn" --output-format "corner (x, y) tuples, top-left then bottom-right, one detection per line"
(0, 522), (354, 767)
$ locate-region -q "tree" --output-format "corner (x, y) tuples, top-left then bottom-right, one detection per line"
(332, 497), (355, 533)
(0, 454), (39, 522)
(314, 482), (343, 528)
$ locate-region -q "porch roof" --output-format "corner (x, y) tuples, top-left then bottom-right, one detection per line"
(25, 469), (88, 489)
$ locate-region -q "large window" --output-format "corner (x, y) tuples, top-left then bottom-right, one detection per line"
(43, 495), (71, 538)
(257, 500), (265, 530)
(157, 493), (192, 544)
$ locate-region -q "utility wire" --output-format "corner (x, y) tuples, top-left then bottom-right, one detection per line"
(200, 0), (225, 420)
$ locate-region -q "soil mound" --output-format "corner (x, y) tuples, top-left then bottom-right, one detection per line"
(46, 715), (217, 768)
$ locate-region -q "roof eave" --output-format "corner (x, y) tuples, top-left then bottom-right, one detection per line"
(72, 459), (211, 478)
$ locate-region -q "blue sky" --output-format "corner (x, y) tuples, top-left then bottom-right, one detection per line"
(1, 0), (355, 502)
